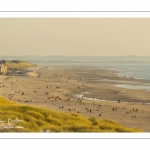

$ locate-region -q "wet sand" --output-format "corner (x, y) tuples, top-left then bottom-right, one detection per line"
(0, 65), (150, 132)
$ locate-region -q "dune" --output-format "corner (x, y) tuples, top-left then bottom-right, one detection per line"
(26, 71), (39, 77)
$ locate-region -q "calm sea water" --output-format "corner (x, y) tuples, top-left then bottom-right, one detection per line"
(99, 62), (150, 80)
(35, 61), (150, 79)
(34, 61), (150, 90)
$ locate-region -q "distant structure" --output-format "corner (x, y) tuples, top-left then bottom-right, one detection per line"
(0, 60), (7, 74)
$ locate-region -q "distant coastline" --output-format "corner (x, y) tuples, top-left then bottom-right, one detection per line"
(1, 55), (150, 63)
(32, 60), (150, 81)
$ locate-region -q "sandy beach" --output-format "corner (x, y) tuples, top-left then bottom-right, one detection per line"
(0, 65), (150, 132)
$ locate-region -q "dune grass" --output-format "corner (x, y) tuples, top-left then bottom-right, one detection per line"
(0, 97), (142, 132)
(6, 60), (36, 71)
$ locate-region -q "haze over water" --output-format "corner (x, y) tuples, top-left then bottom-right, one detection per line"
(34, 61), (150, 79)
(1, 18), (150, 91)
(34, 60), (150, 91)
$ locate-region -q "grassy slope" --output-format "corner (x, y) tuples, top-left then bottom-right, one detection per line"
(0, 97), (141, 132)
(6, 60), (36, 70)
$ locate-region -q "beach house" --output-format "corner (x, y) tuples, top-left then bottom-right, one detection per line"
(0, 60), (7, 74)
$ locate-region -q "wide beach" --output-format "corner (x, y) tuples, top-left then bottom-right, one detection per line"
(0, 64), (150, 131)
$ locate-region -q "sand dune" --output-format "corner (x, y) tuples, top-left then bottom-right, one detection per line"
(26, 71), (39, 77)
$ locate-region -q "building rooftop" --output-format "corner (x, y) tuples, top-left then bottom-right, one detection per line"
(0, 60), (6, 64)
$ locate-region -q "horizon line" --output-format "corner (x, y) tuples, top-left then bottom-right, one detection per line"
(0, 55), (150, 57)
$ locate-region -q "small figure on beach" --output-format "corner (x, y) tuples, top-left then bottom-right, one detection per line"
(24, 100), (29, 103)
(133, 108), (138, 112)
(126, 111), (131, 114)
(112, 107), (117, 111)
(131, 115), (136, 118)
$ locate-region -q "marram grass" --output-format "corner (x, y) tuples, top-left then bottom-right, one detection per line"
(6, 60), (36, 70)
(0, 97), (142, 132)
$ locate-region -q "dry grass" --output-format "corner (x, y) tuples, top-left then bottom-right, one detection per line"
(0, 97), (142, 132)
(6, 60), (36, 71)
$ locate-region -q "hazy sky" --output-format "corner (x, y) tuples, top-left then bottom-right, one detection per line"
(0, 18), (150, 56)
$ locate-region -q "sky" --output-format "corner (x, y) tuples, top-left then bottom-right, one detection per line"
(0, 18), (150, 56)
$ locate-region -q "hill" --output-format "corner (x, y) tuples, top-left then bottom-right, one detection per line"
(0, 97), (141, 132)
(5, 60), (36, 71)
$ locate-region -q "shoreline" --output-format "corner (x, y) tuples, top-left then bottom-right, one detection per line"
(73, 93), (150, 105)
(0, 64), (150, 131)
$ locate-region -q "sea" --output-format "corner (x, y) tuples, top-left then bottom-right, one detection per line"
(34, 61), (150, 91)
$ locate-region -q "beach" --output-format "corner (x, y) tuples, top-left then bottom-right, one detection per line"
(0, 65), (150, 132)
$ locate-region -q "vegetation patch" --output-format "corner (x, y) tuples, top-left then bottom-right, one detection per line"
(6, 60), (36, 71)
(0, 97), (142, 132)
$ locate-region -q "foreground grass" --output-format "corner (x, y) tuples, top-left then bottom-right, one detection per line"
(0, 97), (141, 132)
(6, 60), (36, 71)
